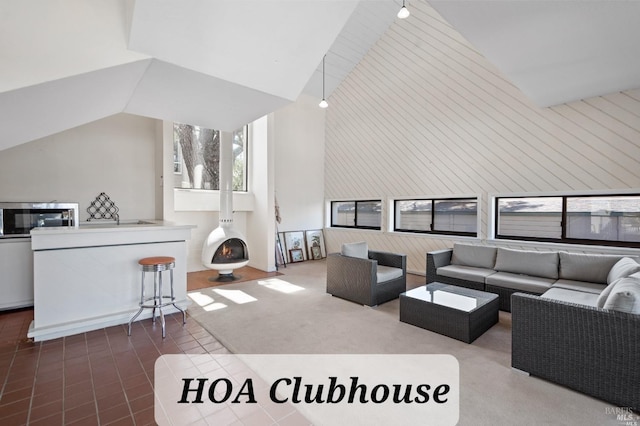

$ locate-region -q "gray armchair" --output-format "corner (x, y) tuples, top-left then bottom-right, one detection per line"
(326, 246), (407, 306)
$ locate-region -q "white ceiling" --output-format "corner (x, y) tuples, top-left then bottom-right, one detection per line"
(429, 0), (640, 107)
(1, 0), (639, 152)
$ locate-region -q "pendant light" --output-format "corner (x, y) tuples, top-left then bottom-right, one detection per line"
(319, 55), (328, 109)
(397, 0), (410, 19)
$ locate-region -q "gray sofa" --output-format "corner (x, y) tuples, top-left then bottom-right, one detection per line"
(327, 241), (407, 306)
(428, 243), (640, 410)
(426, 243), (636, 311)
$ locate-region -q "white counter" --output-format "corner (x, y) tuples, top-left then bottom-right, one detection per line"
(28, 220), (195, 341)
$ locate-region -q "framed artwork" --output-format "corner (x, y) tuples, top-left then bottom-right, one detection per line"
(310, 245), (322, 260)
(289, 248), (304, 263)
(305, 229), (326, 259)
(284, 231), (306, 262)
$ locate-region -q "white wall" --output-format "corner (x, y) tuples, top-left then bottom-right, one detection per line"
(246, 116), (276, 272)
(273, 93), (326, 233)
(0, 113), (159, 221)
(323, 2), (640, 274)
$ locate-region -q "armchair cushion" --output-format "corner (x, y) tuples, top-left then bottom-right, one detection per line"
(341, 241), (368, 259)
(376, 265), (404, 283)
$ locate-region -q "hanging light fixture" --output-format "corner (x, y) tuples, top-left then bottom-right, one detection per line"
(397, 0), (410, 19)
(319, 55), (328, 109)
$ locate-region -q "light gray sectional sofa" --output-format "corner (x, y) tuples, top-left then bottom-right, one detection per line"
(428, 243), (640, 410)
(426, 243), (638, 312)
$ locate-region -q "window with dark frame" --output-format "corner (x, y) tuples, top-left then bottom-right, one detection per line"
(495, 194), (640, 247)
(394, 198), (478, 237)
(330, 200), (382, 230)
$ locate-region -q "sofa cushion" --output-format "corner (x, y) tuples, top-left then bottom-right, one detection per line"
(607, 257), (640, 284)
(598, 271), (640, 308)
(485, 271), (555, 294)
(437, 265), (496, 284)
(341, 241), (368, 259)
(493, 248), (559, 279)
(552, 279), (606, 295)
(376, 265), (403, 283)
(541, 288), (599, 307)
(558, 251), (625, 284)
(603, 276), (640, 314)
(450, 243), (497, 269)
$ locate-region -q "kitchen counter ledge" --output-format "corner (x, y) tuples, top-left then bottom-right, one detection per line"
(28, 220), (195, 341)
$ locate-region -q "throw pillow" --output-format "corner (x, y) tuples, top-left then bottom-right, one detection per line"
(603, 291), (636, 313)
(341, 241), (368, 259)
(603, 278), (640, 314)
(493, 247), (559, 279)
(607, 257), (640, 284)
(597, 279), (621, 308)
(450, 243), (497, 269)
(603, 276), (640, 314)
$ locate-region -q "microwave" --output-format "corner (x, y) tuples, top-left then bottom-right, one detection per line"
(0, 202), (79, 238)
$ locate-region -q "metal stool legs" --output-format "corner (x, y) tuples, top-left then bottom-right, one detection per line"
(128, 257), (186, 338)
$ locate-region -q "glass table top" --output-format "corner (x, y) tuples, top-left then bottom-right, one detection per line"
(402, 283), (497, 312)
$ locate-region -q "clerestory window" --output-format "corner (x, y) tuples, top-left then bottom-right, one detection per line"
(495, 194), (640, 247)
(173, 123), (248, 191)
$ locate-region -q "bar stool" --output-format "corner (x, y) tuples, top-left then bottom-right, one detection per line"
(127, 256), (186, 338)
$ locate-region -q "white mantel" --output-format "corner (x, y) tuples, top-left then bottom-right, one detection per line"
(28, 220), (195, 341)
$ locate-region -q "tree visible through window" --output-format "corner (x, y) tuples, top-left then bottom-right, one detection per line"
(173, 123), (247, 191)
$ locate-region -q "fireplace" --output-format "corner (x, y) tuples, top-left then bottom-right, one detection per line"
(201, 131), (249, 281)
(214, 238), (247, 263)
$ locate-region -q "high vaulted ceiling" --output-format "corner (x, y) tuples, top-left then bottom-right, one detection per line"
(1, 1), (639, 152)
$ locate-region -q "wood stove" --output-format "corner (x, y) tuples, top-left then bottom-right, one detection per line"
(201, 132), (249, 281)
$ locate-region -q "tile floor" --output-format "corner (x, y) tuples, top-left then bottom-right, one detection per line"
(0, 307), (309, 425)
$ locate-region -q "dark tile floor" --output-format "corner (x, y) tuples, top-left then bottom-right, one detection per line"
(0, 308), (229, 426)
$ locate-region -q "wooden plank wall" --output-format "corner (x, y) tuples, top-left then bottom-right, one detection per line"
(323, 2), (640, 274)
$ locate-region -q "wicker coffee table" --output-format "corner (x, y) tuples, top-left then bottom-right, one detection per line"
(399, 283), (499, 343)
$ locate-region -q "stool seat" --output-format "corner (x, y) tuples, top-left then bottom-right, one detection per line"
(128, 255), (185, 338)
(139, 256), (175, 266)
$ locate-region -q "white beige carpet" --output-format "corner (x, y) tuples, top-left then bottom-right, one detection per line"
(186, 260), (620, 425)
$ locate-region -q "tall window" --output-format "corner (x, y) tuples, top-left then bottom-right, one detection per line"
(331, 200), (381, 230)
(495, 194), (640, 247)
(173, 123), (247, 191)
(394, 198), (477, 236)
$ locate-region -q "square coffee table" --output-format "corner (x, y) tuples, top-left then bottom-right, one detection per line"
(399, 282), (499, 343)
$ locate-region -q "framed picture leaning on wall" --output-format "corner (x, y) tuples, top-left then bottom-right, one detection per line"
(310, 245), (322, 260)
(305, 229), (326, 259)
(289, 248), (304, 263)
(284, 231), (306, 262)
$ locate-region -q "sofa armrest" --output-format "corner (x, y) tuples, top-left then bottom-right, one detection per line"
(511, 292), (640, 411)
(369, 250), (406, 271)
(426, 249), (453, 283)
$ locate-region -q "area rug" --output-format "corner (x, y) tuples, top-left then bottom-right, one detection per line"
(184, 261), (617, 425)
